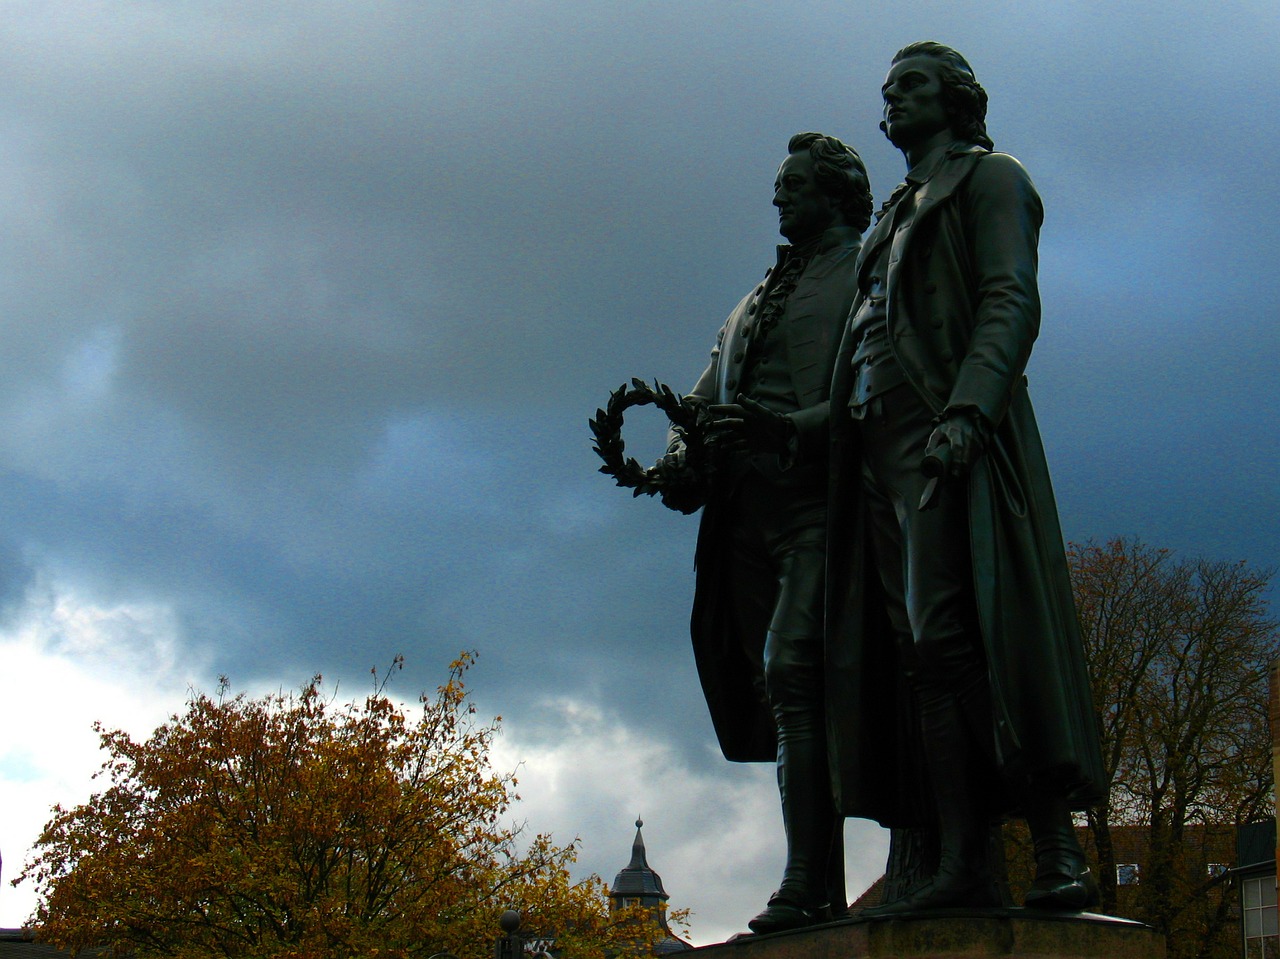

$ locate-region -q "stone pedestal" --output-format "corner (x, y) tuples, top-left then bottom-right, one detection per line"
(693, 911), (1165, 959)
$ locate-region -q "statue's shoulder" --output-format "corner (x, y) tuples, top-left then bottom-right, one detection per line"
(969, 151), (1038, 194)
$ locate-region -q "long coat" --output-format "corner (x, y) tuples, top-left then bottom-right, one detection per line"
(819, 146), (1107, 826)
(682, 228), (862, 763)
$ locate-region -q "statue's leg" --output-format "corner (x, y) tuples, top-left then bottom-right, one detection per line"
(899, 661), (1000, 909)
(768, 627), (837, 900)
(897, 500), (1002, 910)
(857, 388), (1000, 913)
(746, 626), (840, 933)
(747, 520), (842, 934)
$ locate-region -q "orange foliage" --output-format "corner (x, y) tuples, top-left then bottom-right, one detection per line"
(18, 653), (638, 959)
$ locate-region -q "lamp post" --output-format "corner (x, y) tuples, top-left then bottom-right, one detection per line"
(494, 909), (523, 959)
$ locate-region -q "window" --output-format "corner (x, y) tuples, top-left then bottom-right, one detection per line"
(1116, 863), (1140, 886)
(1243, 876), (1279, 959)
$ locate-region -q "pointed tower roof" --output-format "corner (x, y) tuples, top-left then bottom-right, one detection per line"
(611, 818), (669, 900)
(608, 818), (692, 954)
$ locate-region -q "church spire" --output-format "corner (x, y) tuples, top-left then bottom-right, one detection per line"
(628, 818), (650, 870)
(611, 817), (669, 905)
(609, 817), (691, 953)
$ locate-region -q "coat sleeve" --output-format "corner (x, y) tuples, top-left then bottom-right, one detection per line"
(666, 339), (721, 456)
(946, 153), (1043, 428)
(787, 399), (830, 465)
(667, 292), (750, 454)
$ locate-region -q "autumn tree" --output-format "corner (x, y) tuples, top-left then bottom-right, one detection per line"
(1071, 538), (1277, 958)
(18, 653), (652, 959)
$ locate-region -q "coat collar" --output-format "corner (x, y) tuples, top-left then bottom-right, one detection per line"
(775, 224), (862, 261)
(909, 142), (988, 219)
(857, 143), (989, 274)
(904, 140), (956, 184)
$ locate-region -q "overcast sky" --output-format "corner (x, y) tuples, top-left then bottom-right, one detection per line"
(0, 0), (1277, 945)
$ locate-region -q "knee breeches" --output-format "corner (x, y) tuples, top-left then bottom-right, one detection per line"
(854, 387), (985, 688)
(723, 476), (826, 731)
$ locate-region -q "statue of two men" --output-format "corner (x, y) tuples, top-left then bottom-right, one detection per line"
(662, 42), (1107, 934)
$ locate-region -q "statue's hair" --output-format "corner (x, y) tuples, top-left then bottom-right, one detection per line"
(882, 41), (994, 151)
(786, 131), (874, 233)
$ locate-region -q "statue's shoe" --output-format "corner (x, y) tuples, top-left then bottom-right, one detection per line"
(747, 894), (831, 934)
(861, 866), (1000, 917)
(1024, 866), (1100, 911)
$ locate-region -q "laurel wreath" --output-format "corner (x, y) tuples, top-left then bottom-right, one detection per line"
(589, 378), (710, 506)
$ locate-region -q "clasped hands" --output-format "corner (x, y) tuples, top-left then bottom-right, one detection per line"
(704, 395), (795, 458)
(703, 397), (989, 478)
(653, 395), (791, 477)
(658, 398), (989, 479)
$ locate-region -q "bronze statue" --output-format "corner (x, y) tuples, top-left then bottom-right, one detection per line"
(660, 133), (872, 934)
(796, 42), (1108, 913)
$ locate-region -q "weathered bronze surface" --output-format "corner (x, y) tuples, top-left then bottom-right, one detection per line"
(603, 44), (1108, 935)
(809, 42), (1107, 916)
(664, 133), (874, 934)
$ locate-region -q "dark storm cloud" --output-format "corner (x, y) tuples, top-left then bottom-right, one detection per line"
(0, 0), (1272, 676)
(0, 2), (797, 687)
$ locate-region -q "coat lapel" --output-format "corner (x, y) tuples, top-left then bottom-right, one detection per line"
(713, 291), (757, 403)
(883, 147), (987, 332)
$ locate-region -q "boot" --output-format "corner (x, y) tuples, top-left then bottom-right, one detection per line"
(748, 722), (839, 933)
(748, 893), (833, 935)
(863, 691), (999, 915)
(1024, 797), (1099, 911)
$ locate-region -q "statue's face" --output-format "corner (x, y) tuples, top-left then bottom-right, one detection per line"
(772, 151), (840, 244)
(881, 55), (952, 150)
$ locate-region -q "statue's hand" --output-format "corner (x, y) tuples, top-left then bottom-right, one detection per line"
(649, 447), (705, 515)
(706, 395), (794, 456)
(926, 410), (987, 479)
(652, 448), (686, 475)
